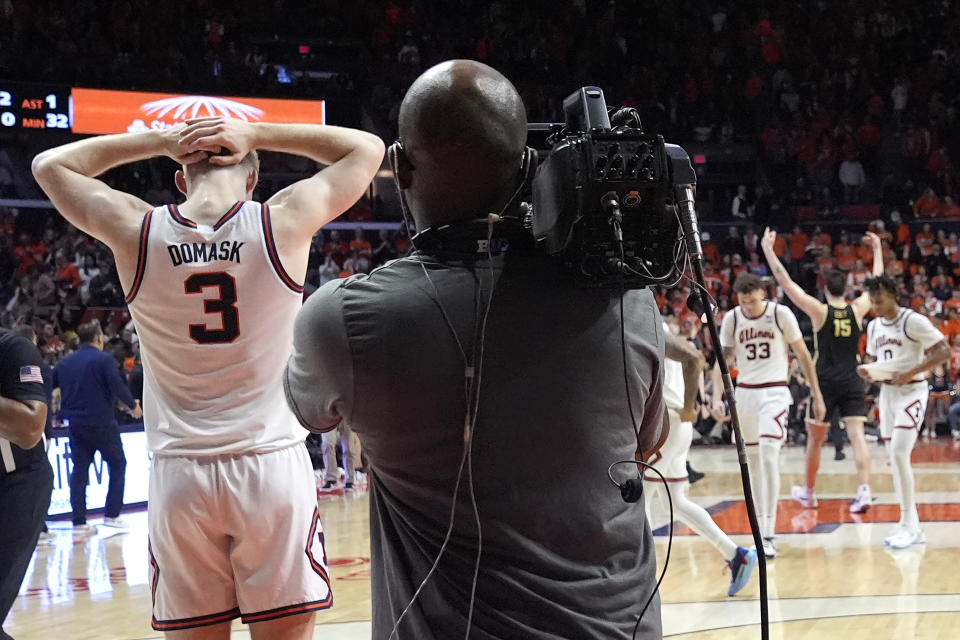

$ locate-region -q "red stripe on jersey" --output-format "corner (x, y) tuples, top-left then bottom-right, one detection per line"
(239, 597), (333, 623)
(125, 209), (153, 304)
(738, 382), (787, 389)
(212, 200), (244, 230)
(151, 607), (241, 630)
(168, 204), (198, 229)
(260, 203), (304, 294)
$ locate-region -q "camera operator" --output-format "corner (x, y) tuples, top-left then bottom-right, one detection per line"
(285, 60), (666, 639)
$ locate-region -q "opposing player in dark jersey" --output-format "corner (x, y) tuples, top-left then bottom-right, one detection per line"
(761, 228), (882, 513)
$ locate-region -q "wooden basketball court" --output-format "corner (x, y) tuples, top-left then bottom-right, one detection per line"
(6, 441), (960, 639)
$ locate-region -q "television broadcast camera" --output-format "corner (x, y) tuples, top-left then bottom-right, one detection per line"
(525, 86), (698, 289)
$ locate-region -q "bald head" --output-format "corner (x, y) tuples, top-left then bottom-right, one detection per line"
(396, 60), (527, 227)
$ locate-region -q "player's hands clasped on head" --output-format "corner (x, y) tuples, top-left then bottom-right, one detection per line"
(179, 117), (256, 167)
(864, 230), (881, 249)
(159, 122), (219, 165)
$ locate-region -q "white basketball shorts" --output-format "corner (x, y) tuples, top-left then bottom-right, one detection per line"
(645, 408), (692, 482)
(148, 443), (332, 631)
(734, 384), (793, 445)
(877, 381), (928, 440)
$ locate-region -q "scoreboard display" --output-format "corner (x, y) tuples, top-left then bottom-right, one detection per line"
(0, 82), (72, 130)
(0, 81), (325, 134)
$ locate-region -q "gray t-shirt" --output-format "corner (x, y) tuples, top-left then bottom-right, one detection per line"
(285, 252), (665, 639)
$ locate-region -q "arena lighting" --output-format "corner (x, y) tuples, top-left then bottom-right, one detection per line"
(71, 88), (325, 135)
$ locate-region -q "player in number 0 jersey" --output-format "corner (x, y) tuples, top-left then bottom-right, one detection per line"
(33, 118), (384, 638)
(859, 275), (950, 549)
(718, 273), (826, 559)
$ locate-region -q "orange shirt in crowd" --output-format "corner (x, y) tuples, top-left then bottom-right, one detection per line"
(895, 224), (911, 247)
(837, 254), (856, 271)
(790, 232), (809, 261)
(910, 294), (925, 311)
(834, 242), (853, 258)
(349, 238), (373, 254)
(887, 259), (905, 277)
(816, 232), (832, 249)
(941, 318), (960, 343)
(914, 193), (941, 217)
(941, 202), (960, 219)
(945, 297), (960, 313)
(772, 234), (787, 258)
(56, 262), (82, 287)
(856, 243), (874, 267)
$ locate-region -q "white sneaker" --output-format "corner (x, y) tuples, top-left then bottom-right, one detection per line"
(101, 517), (130, 530)
(760, 537), (777, 559)
(73, 523), (96, 536)
(791, 485), (818, 508)
(885, 526), (926, 549)
(849, 489), (872, 514)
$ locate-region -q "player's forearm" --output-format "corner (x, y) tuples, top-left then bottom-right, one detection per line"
(871, 243), (883, 276)
(251, 123), (383, 167)
(32, 131), (167, 180)
(797, 352), (823, 398)
(0, 397), (46, 449)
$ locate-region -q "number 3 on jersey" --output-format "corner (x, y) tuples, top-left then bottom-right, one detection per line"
(184, 272), (240, 344)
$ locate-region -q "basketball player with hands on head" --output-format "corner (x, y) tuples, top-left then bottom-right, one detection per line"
(761, 227), (882, 513)
(717, 273), (826, 559)
(858, 275), (950, 549)
(645, 322), (758, 596)
(32, 116), (384, 639)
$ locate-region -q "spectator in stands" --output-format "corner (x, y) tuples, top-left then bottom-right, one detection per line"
(914, 188), (941, 218)
(731, 184), (749, 219)
(941, 196), (960, 219)
(838, 155), (866, 203)
(88, 263), (124, 307)
(720, 226), (743, 258)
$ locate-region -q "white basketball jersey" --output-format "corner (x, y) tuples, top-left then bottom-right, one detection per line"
(125, 201), (306, 455)
(662, 321), (685, 410)
(720, 301), (801, 386)
(866, 308), (945, 383)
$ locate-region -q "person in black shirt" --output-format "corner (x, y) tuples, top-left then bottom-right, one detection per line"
(0, 327), (52, 640)
(762, 227), (882, 514)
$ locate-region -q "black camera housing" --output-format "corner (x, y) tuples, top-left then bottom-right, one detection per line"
(527, 87), (696, 289)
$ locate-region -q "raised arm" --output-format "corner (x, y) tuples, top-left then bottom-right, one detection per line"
(32, 126), (217, 288)
(761, 227), (826, 328)
(851, 231), (884, 321)
(177, 117), (385, 245)
(665, 332), (706, 423)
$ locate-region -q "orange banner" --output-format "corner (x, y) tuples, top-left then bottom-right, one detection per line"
(71, 88), (325, 135)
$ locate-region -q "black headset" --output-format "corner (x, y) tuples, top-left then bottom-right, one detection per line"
(387, 139), (537, 244)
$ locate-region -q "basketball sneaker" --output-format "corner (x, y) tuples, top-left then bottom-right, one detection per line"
(102, 517), (130, 530)
(790, 485), (818, 508)
(726, 546), (758, 596)
(760, 536), (777, 559)
(885, 526), (926, 549)
(321, 480), (337, 490)
(849, 486), (872, 514)
(72, 523), (96, 537)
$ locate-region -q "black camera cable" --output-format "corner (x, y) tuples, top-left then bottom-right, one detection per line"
(603, 192), (675, 636)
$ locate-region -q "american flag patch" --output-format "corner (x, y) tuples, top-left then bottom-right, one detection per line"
(19, 365), (43, 383)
